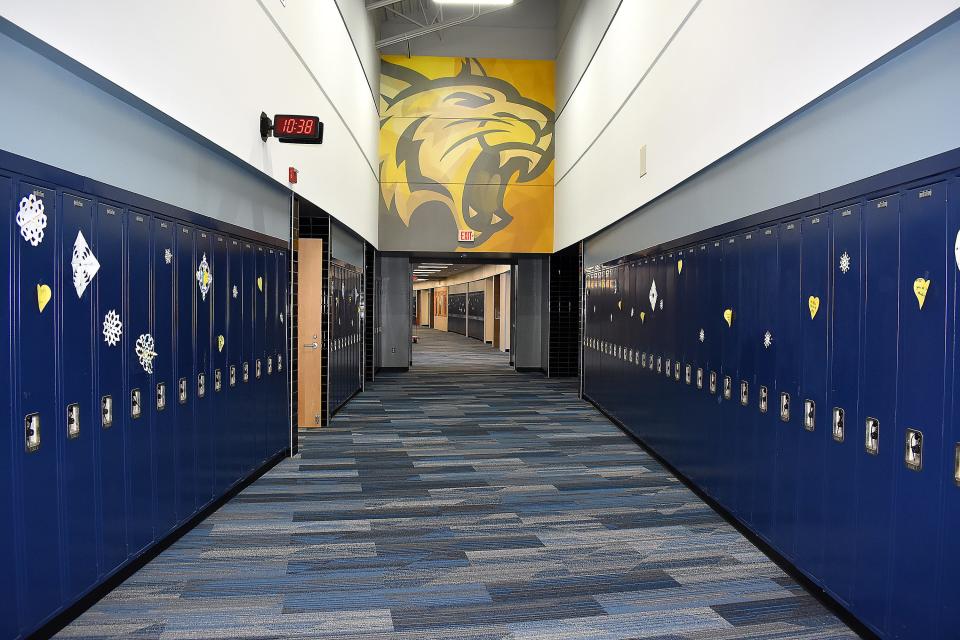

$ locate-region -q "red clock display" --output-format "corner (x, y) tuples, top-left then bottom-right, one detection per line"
(272, 114), (323, 143)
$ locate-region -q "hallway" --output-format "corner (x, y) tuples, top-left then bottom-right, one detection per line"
(59, 329), (854, 639)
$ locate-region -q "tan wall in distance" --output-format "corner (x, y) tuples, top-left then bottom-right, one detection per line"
(414, 265), (511, 340)
(434, 286), (448, 331)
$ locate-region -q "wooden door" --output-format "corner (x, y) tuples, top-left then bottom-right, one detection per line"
(297, 239), (324, 427)
(494, 275), (501, 348)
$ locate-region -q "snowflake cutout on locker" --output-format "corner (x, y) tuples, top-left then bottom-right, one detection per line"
(649, 280), (658, 311)
(699, 328), (705, 343)
(196, 253), (212, 300)
(16, 194), (47, 246)
(102, 310), (123, 346)
(630, 307), (634, 318)
(164, 248), (173, 265)
(135, 333), (157, 374)
(763, 331), (773, 349)
(280, 312), (284, 324)
(839, 251), (851, 274)
(71, 230), (101, 298)
(232, 284), (238, 299)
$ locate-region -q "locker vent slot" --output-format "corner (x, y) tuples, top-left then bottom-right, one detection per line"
(780, 393), (790, 422)
(67, 403), (80, 439)
(832, 407), (845, 443)
(25, 413), (40, 452)
(102, 395), (113, 428)
(905, 429), (923, 471)
(131, 389), (142, 419)
(865, 417), (879, 455)
(803, 399), (815, 431)
(759, 386), (768, 413)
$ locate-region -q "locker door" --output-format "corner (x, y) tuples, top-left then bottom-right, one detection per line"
(687, 245), (704, 485)
(126, 210), (154, 554)
(227, 238), (243, 483)
(95, 202), (128, 572)
(175, 224), (196, 521)
(243, 243), (256, 470)
(212, 236), (230, 492)
(752, 226), (779, 538)
(851, 194), (899, 636)
(702, 241), (723, 498)
(255, 246), (267, 463)
(735, 232), (758, 522)
(152, 218), (176, 534)
(194, 230), (213, 505)
(822, 203), (862, 605)
(0, 176), (19, 640)
(718, 236), (740, 508)
(266, 249), (277, 455)
(888, 182), (948, 640)
(672, 250), (689, 471)
(279, 250), (289, 448)
(795, 212), (830, 582)
(14, 181), (63, 630)
(771, 220), (802, 559)
(60, 193), (99, 599)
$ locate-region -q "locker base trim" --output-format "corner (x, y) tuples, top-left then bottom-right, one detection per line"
(581, 393), (880, 640)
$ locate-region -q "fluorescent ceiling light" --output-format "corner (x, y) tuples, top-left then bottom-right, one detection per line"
(435, 0), (513, 5)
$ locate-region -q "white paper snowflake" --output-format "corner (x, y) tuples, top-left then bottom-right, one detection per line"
(763, 331), (773, 349)
(839, 251), (851, 274)
(196, 253), (212, 300)
(280, 312), (284, 324)
(16, 193), (47, 246)
(699, 328), (705, 343)
(630, 307), (634, 318)
(232, 285), (238, 299)
(649, 280), (658, 310)
(135, 333), (157, 374)
(102, 310), (122, 346)
(164, 248), (173, 265)
(71, 230), (100, 298)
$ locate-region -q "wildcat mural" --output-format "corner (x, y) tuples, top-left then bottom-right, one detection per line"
(379, 56), (555, 252)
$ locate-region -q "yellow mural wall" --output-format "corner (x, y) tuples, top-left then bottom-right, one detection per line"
(379, 56), (555, 253)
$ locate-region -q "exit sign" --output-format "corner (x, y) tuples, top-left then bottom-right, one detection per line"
(458, 230), (475, 243)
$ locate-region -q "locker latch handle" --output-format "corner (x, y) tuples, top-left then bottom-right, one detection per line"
(267, 357), (273, 375)
(740, 381), (749, 406)
(803, 399), (815, 431)
(696, 368), (703, 389)
(780, 393), (790, 422)
(954, 443), (960, 486)
(905, 429), (923, 471)
(709, 372), (717, 395)
(723, 376), (732, 400)
(685, 365), (692, 385)
(665, 358), (671, 377)
(102, 395), (113, 429)
(674, 362), (681, 381)
(214, 369), (222, 392)
(256, 359), (262, 379)
(832, 407), (845, 443)
(198, 372), (207, 398)
(67, 403), (80, 439)
(156, 383), (166, 411)
(179, 378), (188, 404)
(131, 389), (142, 419)
(229, 366), (237, 387)
(25, 413), (40, 453)
(865, 418), (879, 455)
(243, 362), (249, 383)
(759, 386), (768, 413)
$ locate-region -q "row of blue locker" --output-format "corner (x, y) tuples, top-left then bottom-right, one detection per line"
(1, 171), (290, 639)
(329, 260), (362, 413)
(583, 174), (960, 640)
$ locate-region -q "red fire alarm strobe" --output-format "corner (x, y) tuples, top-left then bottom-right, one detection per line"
(458, 229), (474, 242)
(288, 167), (298, 184)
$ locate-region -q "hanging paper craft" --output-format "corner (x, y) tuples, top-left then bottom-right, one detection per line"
(640, 311), (645, 323)
(763, 331), (773, 349)
(955, 230), (960, 271)
(16, 194), (47, 246)
(699, 328), (705, 343)
(217, 335), (225, 352)
(617, 299), (622, 310)
(649, 280), (658, 310)
(103, 310), (123, 346)
(164, 248), (173, 265)
(677, 259), (683, 274)
(71, 230), (101, 298)
(257, 277), (263, 292)
(37, 284), (52, 312)
(914, 278), (930, 310)
(196, 253), (212, 300)
(135, 333), (157, 374)
(280, 312), (284, 324)
(630, 307), (634, 318)
(839, 251), (851, 274)
(723, 309), (733, 327)
(808, 296), (820, 319)
(232, 285), (238, 299)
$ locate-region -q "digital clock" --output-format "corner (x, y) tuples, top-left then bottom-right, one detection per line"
(260, 112), (324, 144)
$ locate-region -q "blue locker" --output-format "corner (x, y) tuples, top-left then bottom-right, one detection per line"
(734, 232), (758, 522)
(212, 235), (230, 493)
(152, 218), (177, 534)
(702, 241), (723, 499)
(59, 193), (99, 599)
(771, 220), (802, 559)
(175, 224), (196, 522)
(850, 194), (900, 636)
(195, 231), (214, 506)
(95, 202), (128, 572)
(125, 210), (154, 554)
(718, 236), (740, 507)
(752, 226), (779, 538)
(243, 242), (256, 470)
(687, 245), (705, 486)
(822, 203), (863, 606)
(14, 181), (63, 630)
(279, 250), (289, 449)
(267, 248), (280, 455)
(228, 238), (244, 483)
(888, 182), (948, 640)
(255, 246), (267, 463)
(0, 175), (19, 640)
(794, 212), (830, 581)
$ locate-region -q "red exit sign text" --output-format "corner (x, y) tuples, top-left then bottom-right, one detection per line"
(458, 230), (475, 242)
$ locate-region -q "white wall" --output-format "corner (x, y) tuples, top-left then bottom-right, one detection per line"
(555, 0), (960, 250)
(0, 0), (380, 244)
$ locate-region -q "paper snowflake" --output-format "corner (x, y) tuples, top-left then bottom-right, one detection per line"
(839, 251), (851, 274)
(16, 193), (47, 246)
(232, 285), (238, 299)
(103, 310), (122, 346)
(196, 253), (212, 300)
(164, 248), (173, 265)
(630, 307), (634, 318)
(649, 280), (658, 310)
(699, 328), (705, 343)
(280, 312), (284, 324)
(71, 230), (101, 298)
(135, 333), (157, 374)
(763, 331), (773, 349)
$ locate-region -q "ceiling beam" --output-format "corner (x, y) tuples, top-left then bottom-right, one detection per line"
(366, 0), (404, 11)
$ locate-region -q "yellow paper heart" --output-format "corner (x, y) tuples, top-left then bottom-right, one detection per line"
(808, 296), (820, 319)
(37, 284), (51, 312)
(257, 277), (263, 292)
(640, 311), (645, 323)
(617, 299), (622, 310)
(914, 278), (930, 309)
(677, 260), (683, 274)
(217, 335), (225, 352)
(723, 309), (733, 327)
